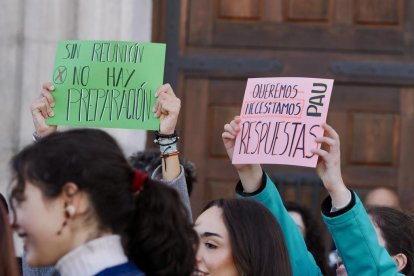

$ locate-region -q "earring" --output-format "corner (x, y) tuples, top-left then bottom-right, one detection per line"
(65, 205), (76, 217)
(56, 203), (75, 235)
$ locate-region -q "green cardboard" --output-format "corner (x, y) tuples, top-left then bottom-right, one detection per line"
(47, 40), (165, 130)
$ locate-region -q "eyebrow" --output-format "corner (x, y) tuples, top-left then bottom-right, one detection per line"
(200, 232), (223, 239)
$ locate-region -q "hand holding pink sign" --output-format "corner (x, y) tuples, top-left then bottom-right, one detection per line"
(232, 77), (334, 167)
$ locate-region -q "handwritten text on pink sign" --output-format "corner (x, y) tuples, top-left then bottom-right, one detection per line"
(232, 77), (334, 167)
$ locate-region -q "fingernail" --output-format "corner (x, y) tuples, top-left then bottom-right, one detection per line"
(51, 102), (55, 107)
(50, 111), (55, 117)
(50, 85), (55, 90)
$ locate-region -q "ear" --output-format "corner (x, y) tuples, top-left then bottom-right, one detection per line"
(61, 182), (89, 215)
(62, 182), (78, 199)
(392, 253), (408, 272)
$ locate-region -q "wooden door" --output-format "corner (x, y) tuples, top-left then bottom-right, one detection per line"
(152, 0), (414, 216)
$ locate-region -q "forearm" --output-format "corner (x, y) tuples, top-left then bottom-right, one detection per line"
(324, 177), (351, 210)
(161, 155), (180, 181)
(236, 164), (263, 193)
(322, 193), (401, 276)
(152, 165), (192, 221)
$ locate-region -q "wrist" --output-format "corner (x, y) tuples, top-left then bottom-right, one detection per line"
(236, 164), (259, 173)
(32, 132), (43, 142)
(237, 165), (262, 193)
(154, 131), (179, 155)
(159, 130), (175, 135)
(329, 184), (351, 209)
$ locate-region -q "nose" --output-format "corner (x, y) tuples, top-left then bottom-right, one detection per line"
(195, 244), (203, 263)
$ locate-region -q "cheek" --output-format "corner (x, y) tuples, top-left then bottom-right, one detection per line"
(204, 249), (236, 274)
(14, 206), (29, 228)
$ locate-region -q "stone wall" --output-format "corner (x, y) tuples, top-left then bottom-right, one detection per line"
(0, 0), (153, 199)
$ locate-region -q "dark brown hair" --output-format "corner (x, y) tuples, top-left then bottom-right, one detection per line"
(9, 129), (197, 276)
(128, 148), (197, 195)
(285, 201), (328, 275)
(367, 206), (414, 276)
(203, 198), (292, 276)
(0, 202), (19, 276)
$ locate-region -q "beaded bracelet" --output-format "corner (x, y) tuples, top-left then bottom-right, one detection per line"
(154, 136), (180, 146)
(155, 130), (177, 139)
(154, 131), (180, 145)
(155, 131), (180, 171)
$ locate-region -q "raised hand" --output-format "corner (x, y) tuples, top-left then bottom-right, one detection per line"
(153, 84), (180, 135)
(311, 123), (350, 208)
(153, 84), (181, 180)
(31, 82), (58, 137)
(222, 116), (262, 193)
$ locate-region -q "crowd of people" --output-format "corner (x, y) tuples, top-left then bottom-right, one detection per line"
(0, 81), (413, 276)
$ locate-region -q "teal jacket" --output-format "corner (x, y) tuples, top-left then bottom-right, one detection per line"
(237, 171), (402, 276)
(236, 173), (322, 276)
(321, 192), (403, 276)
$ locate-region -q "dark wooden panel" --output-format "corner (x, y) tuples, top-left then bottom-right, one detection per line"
(219, 0), (261, 20)
(326, 111), (348, 166)
(350, 113), (399, 166)
(209, 106), (241, 156)
(213, 21), (403, 53)
(355, 0), (401, 25)
(206, 158), (239, 180)
(188, 0), (213, 45)
(208, 181), (236, 201)
(182, 78), (210, 217)
(342, 166), (398, 188)
(286, 0), (329, 21)
(398, 89), (414, 210)
(282, 185), (297, 202)
(330, 85), (400, 112)
(209, 78), (249, 105)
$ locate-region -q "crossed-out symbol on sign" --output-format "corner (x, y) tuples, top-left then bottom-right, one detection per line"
(54, 66), (67, 84)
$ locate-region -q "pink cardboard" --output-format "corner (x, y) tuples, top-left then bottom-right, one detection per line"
(232, 77), (334, 167)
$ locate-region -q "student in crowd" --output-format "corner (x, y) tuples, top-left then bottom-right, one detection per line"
(129, 148), (197, 195)
(222, 116), (322, 275)
(365, 187), (401, 210)
(17, 83), (197, 275)
(222, 116), (413, 276)
(312, 123), (413, 276)
(194, 198), (292, 275)
(327, 186), (403, 273)
(9, 128), (197, 276)
(32, 82), (192, 221)
(0, 194), (20, 276)
(286, 201), (329, 275)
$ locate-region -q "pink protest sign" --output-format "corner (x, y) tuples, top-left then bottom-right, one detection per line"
(232, 77), (334, 167)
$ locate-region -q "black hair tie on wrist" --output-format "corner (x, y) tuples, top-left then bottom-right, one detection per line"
(155, 131), (177, 139)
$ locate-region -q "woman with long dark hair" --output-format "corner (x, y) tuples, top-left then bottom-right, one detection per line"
(194, 198), (292, 276)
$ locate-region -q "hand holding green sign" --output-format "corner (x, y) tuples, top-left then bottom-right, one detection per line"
(47, 40), (166, 130)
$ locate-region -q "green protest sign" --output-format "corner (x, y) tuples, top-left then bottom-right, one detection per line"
(47, 40), (165, 130)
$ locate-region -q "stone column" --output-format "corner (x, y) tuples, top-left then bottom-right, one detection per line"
(0, 0), (153, 198)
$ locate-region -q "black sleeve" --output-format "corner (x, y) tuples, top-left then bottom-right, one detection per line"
(235, 170), (267, 197)
(321, 190), (356, 218)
